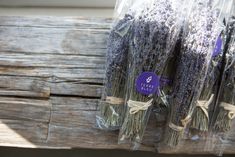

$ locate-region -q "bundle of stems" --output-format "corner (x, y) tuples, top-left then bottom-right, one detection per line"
(119, 0), (184, 148)
(154, 39), (181, 122)
(190, 37), (224, 134)
(96, 13), (134, 130)
(213, 17), (235, 133)
(164, 0), (220, 147)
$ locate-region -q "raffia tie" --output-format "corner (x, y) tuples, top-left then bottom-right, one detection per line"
(181, 115), (192, 127)
(169, 122), (184, 132)
(168, 95), (215, 132)
(196, 94), (214, 120)
(106, 96), (124, 105)
(220, 103), (235, 120)
(169, 115), (192, 132)
(127, 99), (153, 114)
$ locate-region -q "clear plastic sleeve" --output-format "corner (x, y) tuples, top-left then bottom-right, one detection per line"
(188, 0), (235, 142)
(208, 14), (235, 156)
(163, 0), (225, 148)
(188, 40), (223, 140)
(96, 0), (135, 130)
(118, 0), (187, 149)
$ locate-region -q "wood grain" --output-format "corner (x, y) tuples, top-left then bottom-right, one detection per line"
(0, 16), (234, 154)
(0, 96), (51, 122)
(0, 119), (48, 147)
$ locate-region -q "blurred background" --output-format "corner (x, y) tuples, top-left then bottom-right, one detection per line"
(0, 1), (234, 157)
(0, 0), (115, 17)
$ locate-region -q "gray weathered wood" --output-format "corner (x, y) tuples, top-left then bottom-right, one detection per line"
(0, 119), (48, 147)
(0, 16), (234, 155)
(0, 97), (51, 122)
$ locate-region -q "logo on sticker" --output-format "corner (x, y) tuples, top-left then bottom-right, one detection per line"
(212, 36), (222, 57)
(136, 72), (160, 95)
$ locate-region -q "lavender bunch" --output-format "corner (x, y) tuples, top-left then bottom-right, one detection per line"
(213, 17), (235, 133)
(96, 14), (134, 130)
(164, 0), (220, 147)
(119, 0), (183, 147)
(190, 36), (224, 134)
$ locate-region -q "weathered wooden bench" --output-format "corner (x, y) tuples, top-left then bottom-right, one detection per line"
(0, 16), (234, 154)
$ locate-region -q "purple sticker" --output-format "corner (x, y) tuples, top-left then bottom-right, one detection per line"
(136, 72), (160, 95)
(160, 77), (172, 87)
(212, 36), (222, 57)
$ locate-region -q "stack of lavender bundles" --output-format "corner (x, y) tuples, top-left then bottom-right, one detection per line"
(96, 13), (134, 130)
(118, 0), (185, 148)
(213, 17), (235, 133)
(164, 0), (221, 147)
(189, 34), (224, 135)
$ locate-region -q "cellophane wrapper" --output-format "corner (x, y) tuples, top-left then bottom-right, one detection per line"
(96, 0), (137, 130)
(208, 11), (235, 156)
(163, 0), (226, 149)
(188, 0), (234, 142)
(118, 0), (188, 149)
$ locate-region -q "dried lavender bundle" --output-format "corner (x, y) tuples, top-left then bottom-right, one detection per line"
(119, 0), (184, 147)
(164, 0), (220, 147)
(96, 14), (134, 130)
(213, 17), (235, 133)
(190, 35), (224, 134)
(154, 40), (181, 123)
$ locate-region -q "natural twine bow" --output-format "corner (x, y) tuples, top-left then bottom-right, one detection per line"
(181, 115), (192, 127)
(127, 99), (153, 114)
(196, 94), (214, 120)
(106, 96), (124, 105)
(169, 108), (195, 132)
(169, 114), (192, 132)
(169, 122), (184, 132)
(220, 102), (235, 120)
(169, 95), (215, 132)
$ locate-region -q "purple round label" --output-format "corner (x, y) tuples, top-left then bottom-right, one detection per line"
(212, 36), (222, 57)
(136, 72), (160, 95)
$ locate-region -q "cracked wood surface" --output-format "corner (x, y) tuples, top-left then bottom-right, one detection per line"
(0, 16), (234, 154)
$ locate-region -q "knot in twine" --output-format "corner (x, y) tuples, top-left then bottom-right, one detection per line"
(168, 115), (191, 132)
(220, 103), (235, 120)
(106, 96), (124, 105)
(196, 94), (214, 120)
(168, 95), (215, 133)
(127, 99), (153, 114)
(181, 115), (192, 127)
(168, 115), (192, 132)
(169, 122), (184, 132)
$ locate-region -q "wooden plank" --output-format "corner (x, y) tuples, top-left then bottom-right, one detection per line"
(0, 67), (104, 82)
(0, 16), (112, 29)
(0, 52), (105, 68)
(0, 97), (51, 122)
(50, 82), (102, 97)
(0, 26), (109, 56)
(0, 75), (102, 97)
(0, 76), (50, 98)
(0, 119), (48, 147)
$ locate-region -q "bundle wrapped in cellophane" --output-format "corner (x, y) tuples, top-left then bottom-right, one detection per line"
(189, 0), (234, 139)
(118, 0), (187, 149)
(96, 2), (136, 130)
(207, 13), (235, 156)
(213, 16), (235, 133)
(164, 0), (223, 147)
